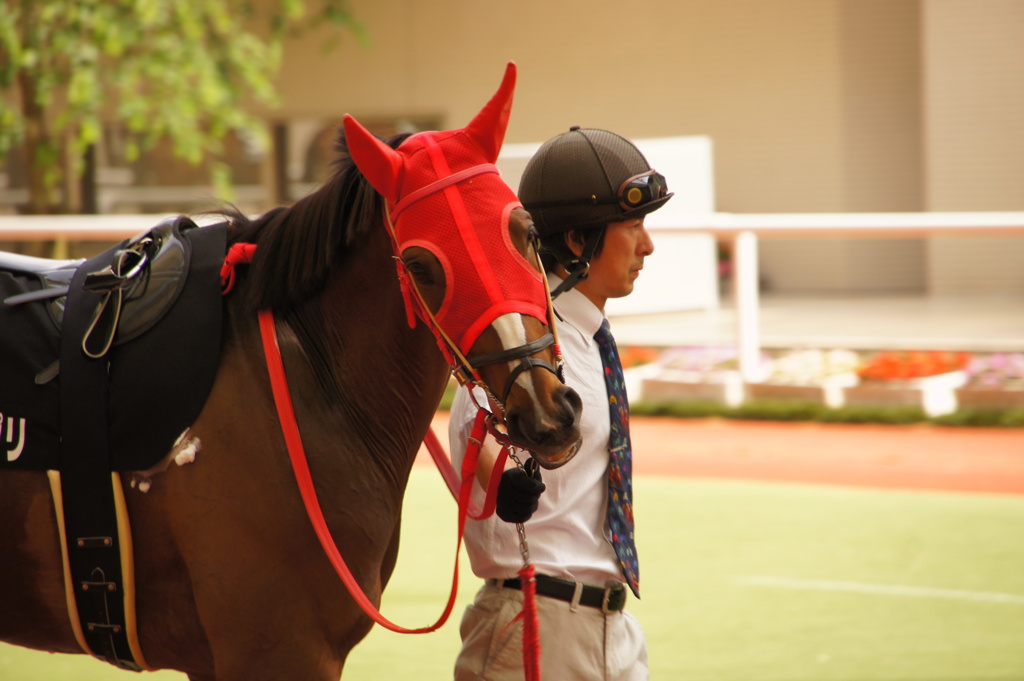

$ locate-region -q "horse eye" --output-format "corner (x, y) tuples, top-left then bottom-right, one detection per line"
(405, 260), (436, 285)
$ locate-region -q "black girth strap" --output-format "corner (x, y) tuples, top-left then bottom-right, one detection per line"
(52, 219), (226, 671)
(59, 262), (141, 671)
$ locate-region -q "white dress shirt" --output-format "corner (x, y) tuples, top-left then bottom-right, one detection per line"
(449, 274), (622, 585)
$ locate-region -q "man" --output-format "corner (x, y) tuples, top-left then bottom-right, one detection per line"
(449, 126), (671, 681)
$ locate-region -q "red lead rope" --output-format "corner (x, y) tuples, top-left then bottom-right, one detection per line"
(515, 563), (542, 680)
(423, 426), (508, 520)
(231, 242), (540, 676)
(258, 309), (483, 633)
(260, 311), (541, 678)
(426, 429), (542, 681)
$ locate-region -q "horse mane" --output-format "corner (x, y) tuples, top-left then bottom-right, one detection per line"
(222, 131), (413, 314)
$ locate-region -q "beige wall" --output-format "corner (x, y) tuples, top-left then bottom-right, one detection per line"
(922, 0), (1024, 294)
(270, 0), (1024, 294)
(838, 0), (924, 212)
(758, 0), (927, 293)
(274, 0), (854, 212)
(274, 0), (1019, 213)
(922, 0), (1024, 211)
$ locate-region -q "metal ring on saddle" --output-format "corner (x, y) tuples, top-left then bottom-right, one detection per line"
(81, 240), (153, 358)
(83, 242), (151, 293)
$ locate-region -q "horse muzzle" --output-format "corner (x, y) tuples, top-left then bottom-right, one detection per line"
(503, 382), (583, 470)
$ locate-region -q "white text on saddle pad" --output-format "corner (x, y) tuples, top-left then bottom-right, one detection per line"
(1, 413), (26, 462)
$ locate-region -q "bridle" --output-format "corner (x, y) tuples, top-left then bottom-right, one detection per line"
(218, 64), (557, 672)
(466, 331), (559, 406)
(384, 163), (566, 422)
(218, 161), (574, 639)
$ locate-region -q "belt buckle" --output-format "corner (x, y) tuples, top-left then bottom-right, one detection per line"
(601, 581), (618, 614)
(570, 580), (584, 612)
(598, 577), (622, 610)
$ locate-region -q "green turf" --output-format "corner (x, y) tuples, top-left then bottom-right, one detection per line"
(3, 470), (1024, 680)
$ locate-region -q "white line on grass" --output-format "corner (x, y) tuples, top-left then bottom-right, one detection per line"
(734, 576), (1024, 605)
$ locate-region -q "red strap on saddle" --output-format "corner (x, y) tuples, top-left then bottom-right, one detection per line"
(220, 242), (257, 294)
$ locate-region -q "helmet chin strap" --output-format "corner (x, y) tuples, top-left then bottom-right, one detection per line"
(548, 228), (603, 300)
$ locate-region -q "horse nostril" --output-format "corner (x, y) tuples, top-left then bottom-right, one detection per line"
(558, 385), (583, 427)
(505, 411), (524, 443)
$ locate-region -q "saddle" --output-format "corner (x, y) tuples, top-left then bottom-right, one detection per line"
(0, 216), (226, 669)
(0, 216), (225, 471)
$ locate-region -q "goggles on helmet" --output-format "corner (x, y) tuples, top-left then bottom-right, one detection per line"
(617, 170), (668, 211)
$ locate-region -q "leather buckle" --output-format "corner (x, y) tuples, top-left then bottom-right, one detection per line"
(570, 580), (584, 612)
(602, 580), (626, 613)
(602, 583), (615, 614)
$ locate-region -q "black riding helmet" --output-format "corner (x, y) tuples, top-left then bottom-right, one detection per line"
(518, 127), (673, 297)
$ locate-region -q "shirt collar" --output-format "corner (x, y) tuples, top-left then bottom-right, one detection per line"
(548, 273), (605, 341)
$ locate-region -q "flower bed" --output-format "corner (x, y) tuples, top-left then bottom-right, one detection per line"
(842, 351), (970, 416)
(746, 349), (860, 408)
(637, 346), (745, 407)
(956, 352), (1024, 410)
(844, 370), (968, 416)
(856, 350), (971, 382)
(627, 346), (1024, 418)
(955, 387), (1024, 410)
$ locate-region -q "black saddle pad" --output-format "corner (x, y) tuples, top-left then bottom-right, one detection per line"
(0, 219), (226, 471)
(0, 268), (62, 466)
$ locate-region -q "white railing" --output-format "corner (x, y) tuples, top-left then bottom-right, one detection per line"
(666, 211), (1024, 236)
(670, 212), (1024, 381)
(4, 211), (1024, 381)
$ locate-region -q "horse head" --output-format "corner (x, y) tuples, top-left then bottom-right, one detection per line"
(343, 62), (582, 468)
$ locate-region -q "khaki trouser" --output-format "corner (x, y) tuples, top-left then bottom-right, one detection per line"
(454, 581), (648, 681)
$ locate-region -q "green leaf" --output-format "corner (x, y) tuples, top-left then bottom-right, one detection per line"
(1, 0), (364, 214)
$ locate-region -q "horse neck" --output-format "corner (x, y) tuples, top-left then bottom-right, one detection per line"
(260, 225), (451, 488)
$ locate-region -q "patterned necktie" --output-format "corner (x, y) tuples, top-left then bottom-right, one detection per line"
(594, 319), (639, 598)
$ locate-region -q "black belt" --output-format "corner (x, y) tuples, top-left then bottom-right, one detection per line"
(492, 574), (627, 612)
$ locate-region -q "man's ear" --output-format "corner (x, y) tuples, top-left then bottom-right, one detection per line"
(565, 230), (586, 257)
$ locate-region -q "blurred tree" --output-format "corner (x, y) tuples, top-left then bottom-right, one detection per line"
(0, 0), (363, 214)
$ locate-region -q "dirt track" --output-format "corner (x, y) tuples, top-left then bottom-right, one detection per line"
(421, 413), (1024, 496)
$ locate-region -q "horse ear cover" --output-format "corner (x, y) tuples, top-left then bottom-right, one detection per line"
(342, 61), (517, 202)
(343, 62), (546, 354)
(343, 115), (403, 203)
(463, 61), (516, 163)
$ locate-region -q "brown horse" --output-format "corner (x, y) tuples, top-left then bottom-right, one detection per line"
(0, 63), (581, 680)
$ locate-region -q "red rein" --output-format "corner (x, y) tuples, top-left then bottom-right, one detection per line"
(258, 309), (470, 633)
(225, 246), (541, 677)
